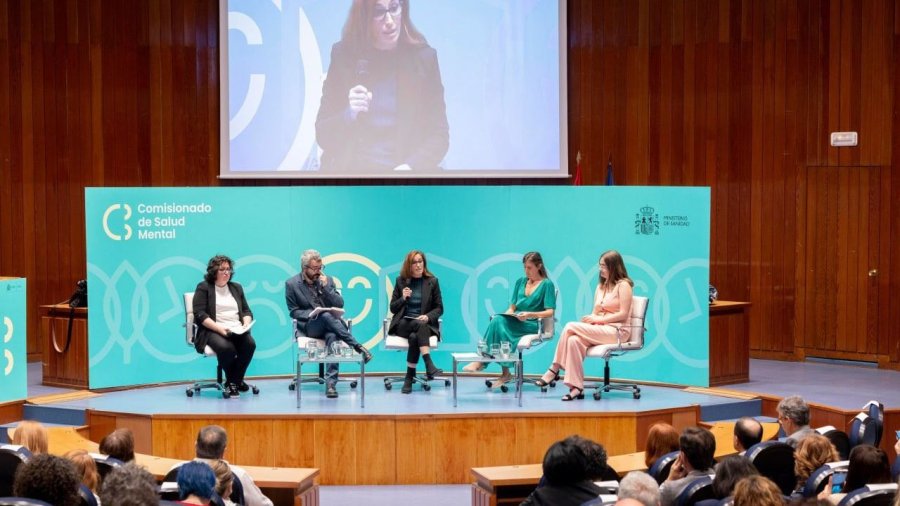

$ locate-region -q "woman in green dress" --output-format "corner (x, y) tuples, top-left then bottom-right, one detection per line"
(463, 251), (557, 387)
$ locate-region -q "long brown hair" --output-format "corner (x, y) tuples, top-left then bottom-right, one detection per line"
(599, 250), (633, 290)
(399, 250), (433, 279)
(341, 0), (427, 56)
(12, 420), (48, 454)
(523, 251), (548, 278)
(644, 422), (680, 468)
(64, 449), (100, 492)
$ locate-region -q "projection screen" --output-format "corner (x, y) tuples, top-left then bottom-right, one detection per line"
(220, 0), (568, 179)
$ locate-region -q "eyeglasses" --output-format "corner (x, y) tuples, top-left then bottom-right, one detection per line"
(373, 2), (402, 21)
(306, 265), (324, 272)
(218, 268), (233, 274)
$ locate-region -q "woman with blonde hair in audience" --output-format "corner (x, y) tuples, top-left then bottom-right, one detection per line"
(64, 449), (101, 503)
(644, 422), (681, 469)
(793, 433), (840, 493)
(210, 459), (236, 506)
(11, 420), (48, 454)
(733, 475), (784, 506)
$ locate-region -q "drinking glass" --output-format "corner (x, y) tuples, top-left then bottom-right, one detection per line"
(477, 340), (487, 357)
(306, 341), (317, 359)
(341, 346), (353, 358)
(330, 342), (343, 356)
(316, 347), (328, 359)
(490, 344), (500, 358)
(500, 342), (511, 359)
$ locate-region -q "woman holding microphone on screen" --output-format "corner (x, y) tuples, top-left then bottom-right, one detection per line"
(537, 250), (634, 401)
(315, 0), (449, 174)
(388, 250), (444, 394)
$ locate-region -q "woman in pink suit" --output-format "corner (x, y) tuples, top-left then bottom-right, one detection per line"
(537, 250), (634, 401)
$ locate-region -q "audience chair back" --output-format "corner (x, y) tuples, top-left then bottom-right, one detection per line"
(584, 295), (649, 400)
(836, 483), (898, 506)
(77, 484), (98, 506)
(0, 445), (31, 497)
(0, 499), (53, 506)
(849, 401), (884, 448)
(675, 475), (715, 506)
(745, 441), (796, 495)
(183, 293), (228, 398)
(88, 453), (123, 483)
(649, 450), (681, 485)
(802, 460), (849, 497)
(817, 426), (852, 460)
(382, 311), (448, 392)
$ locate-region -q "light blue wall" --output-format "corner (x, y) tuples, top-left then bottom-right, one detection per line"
(86, 186), (710, 389)
(0, 278), (27, 403)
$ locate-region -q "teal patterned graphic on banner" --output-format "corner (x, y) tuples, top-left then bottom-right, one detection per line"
(85, 186), (710, 389)
(0, 277), (27, 403)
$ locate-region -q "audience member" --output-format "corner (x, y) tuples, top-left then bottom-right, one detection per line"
(659, 427), (716, 506)
(64, 449), (101, 499)
(733, 475), (785, 506)
(793, 434), (839, 493)
(99, 463), (160, 506)
(617, 471), (661, 506)
(194, 424), (272, 506)
(211, 459), (236, 506)
(10, 420), (48, 454)
(521, 437), (602, 505)
(822, 444), (892, 505)
(711, 455), (759, 499)
(177, 460), (217, 505)
(733, 416), (764, 454)
(645, 423), (680, 469)
(778, 395), (814, 448)
(99, 427), (136, 463)
(616, 499), (646, 506)
(569, 435), (618, 482)
(13, 453), (80, 506)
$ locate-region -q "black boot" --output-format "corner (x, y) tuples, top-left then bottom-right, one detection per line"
(401, 367), (415, 394)
(355, 345), (373, 364)
(422, 353), (442, 380)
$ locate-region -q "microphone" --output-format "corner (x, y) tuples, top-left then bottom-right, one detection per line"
(356, 59), (369, 84)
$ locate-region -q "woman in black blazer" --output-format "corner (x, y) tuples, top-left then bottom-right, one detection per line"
(192, 254), (256, 398)
(388, 250), (443, 394)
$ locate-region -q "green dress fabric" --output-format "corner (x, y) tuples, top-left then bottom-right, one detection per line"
(484, 277), (557, 368)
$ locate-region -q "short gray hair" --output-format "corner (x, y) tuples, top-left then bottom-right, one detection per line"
(777, 395), (810, 426)
(618, 471), (660, 506)
(300, 249), (322, 269)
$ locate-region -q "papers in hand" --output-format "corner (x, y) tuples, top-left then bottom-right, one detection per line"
(494, 313), (535, 321)
(229, 320), (255, 335)
(309, 307), (345, 319)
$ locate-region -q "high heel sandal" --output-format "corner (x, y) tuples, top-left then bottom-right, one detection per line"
(535, 368), (560, 388)
(561, 386), (584, 401)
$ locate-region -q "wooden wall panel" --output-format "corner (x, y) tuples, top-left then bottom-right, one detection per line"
(0, 0), (898, 370)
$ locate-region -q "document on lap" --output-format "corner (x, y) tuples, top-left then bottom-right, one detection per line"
(309, 307), (345, 319)
(229, 320), (255, 335)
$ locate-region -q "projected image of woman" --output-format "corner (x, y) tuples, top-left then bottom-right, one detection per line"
(315, 0), (449, 174)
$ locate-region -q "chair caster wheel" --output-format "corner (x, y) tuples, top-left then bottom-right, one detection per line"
(549, 381), (557, 388)
(350, 381), (358, 388)
(222, 391), (231, 399)
(444, 380), (451, 386)
(423, 384), (431, 391)
(593, 391), (602, 400)
(288, 383), (295, 391)
(485, 380), (493, 388)
(385, 383), (392, 391)
(500, 385), (509, 393)
(186, 389), (194, 397)
(540, 387), (547, 393)
(633, 392), (641, 399)
(252, 387), (260, 394)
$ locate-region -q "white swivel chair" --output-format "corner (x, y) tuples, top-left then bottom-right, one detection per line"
(287, 317), (358, 391)
(382, 315), (450, 391)
(183, 292), (259, 398)
(583, 295), (649, 400)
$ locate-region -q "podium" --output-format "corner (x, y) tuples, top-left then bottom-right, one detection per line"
(709, 301), (751, 386)
(41, 304), (89, 388)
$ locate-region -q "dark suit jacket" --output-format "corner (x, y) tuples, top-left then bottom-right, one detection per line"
(520, 481), (603, 506)
(388, 276), (443, 337)
(284, 273), (345, 335)
(315, 40), (449, 173)
(191, 281), (253, 352)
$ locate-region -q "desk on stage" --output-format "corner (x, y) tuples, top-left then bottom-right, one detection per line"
(709, 301), (751, 386)
(470, 421), (778, 506)
(41, 303), (89, 388)
(37, 426), (319, 506)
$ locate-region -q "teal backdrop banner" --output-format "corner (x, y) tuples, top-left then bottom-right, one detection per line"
(0, 277), (27, 403)
(86, 186), (710, 389)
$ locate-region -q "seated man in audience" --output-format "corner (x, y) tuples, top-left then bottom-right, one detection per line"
(733, 416), (764, 454)
(99, 427), (136, 462)
(194, 424), (272, 506)
(659, 427), (716, 506)
(521, 437), (602, 505)
(13, 453), (81, 506)
(617, 471), (661, 506)
(99, 463), (160, 506)
(777, 395), (814, 448)
(570, 435), (619, 482)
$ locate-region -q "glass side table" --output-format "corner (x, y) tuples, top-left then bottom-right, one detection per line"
(451, 352), (523, 407)
(296, 353), (365, 408)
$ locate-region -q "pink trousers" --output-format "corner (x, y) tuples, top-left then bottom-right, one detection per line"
(551, 322), (629, 389)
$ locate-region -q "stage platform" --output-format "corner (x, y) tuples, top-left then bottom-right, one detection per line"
(9, 360), (900, 486)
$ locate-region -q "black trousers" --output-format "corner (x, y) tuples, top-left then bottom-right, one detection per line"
(393, 318), (432, 364)
(204, 331), (256, 385)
